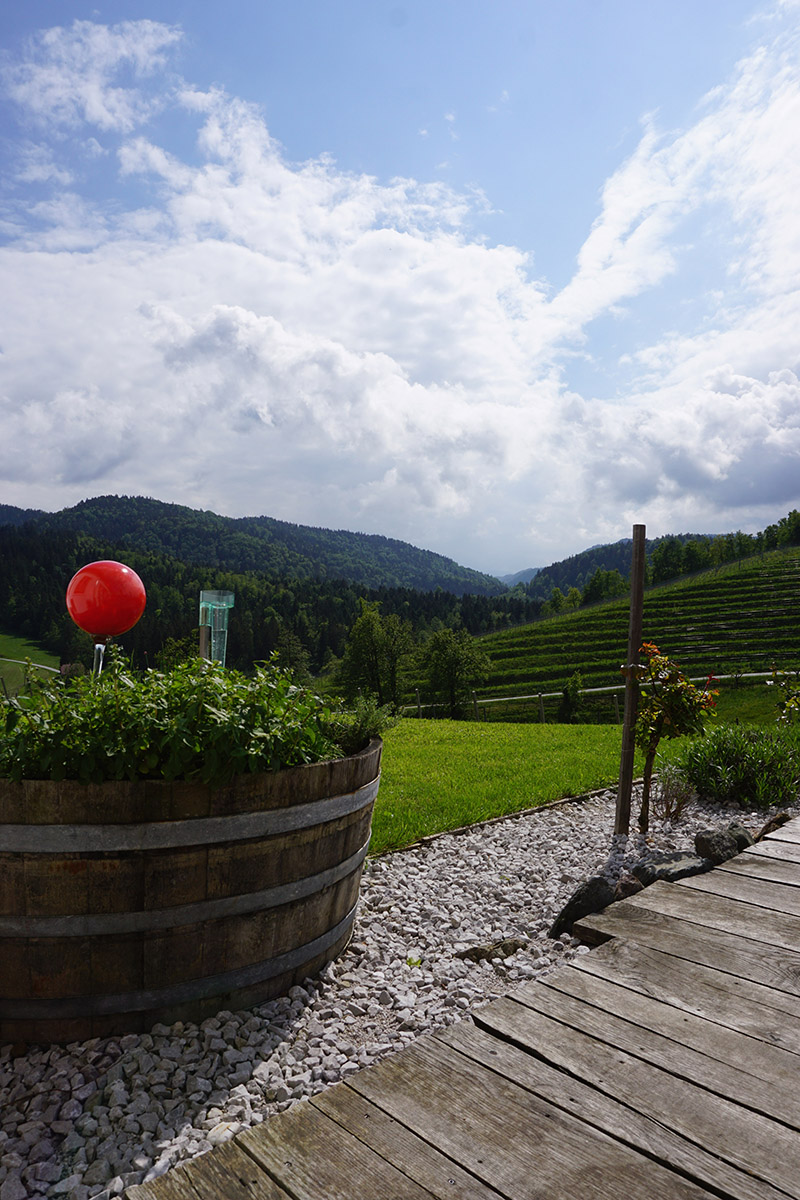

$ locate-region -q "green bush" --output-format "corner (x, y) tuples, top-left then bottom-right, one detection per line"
(676, 723), (800, 809)
(0, 654), (388, 787)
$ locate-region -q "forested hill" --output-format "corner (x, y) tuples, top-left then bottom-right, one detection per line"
(518, 512), (800, 602)
(521, 533), (712, 601)
(3, 495), (504, 596)
(0, 504), (45, 526)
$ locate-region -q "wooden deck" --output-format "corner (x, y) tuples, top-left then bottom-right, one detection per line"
(126, 817), (800, 1200)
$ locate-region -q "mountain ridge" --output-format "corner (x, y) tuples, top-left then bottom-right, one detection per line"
(0, 495), (505, 597)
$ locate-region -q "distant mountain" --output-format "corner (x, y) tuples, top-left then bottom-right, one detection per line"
(1, 495), (505, 596)
(499, 567), (541, 586)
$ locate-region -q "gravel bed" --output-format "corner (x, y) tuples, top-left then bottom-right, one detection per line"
(2, 786), (797, 1200)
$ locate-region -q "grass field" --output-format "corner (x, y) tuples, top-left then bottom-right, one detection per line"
(712, 680), (779, 725)
(0, 631), (59, 694)
(371, 676), (785, 854)
(370, 719), (642, 854)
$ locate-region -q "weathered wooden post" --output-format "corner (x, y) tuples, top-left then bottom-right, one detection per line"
(615, 524), (646, 835)
(539, 692), (545, 723)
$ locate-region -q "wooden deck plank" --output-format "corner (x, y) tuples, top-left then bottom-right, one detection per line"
(347, 1031), (715, 1200)
(679, 865), (800, 916)
(473, 992), (800, 1198)
(133, 1141), (293, 1200)
(717, 852), (800, 885)
(311, 1082), (503, 1199)
(126, 1171), (204, 1200)
(531, 964), (800, 1128)
(574, 899), (800, 997)
(238, 1098), (441, 1200)
(567, 934), (800, 1048)
(761, 822), (800, 844)
(438, 1016), (788, 1200)
(604, 876), (800, 952)
(741, 837), (800, 864)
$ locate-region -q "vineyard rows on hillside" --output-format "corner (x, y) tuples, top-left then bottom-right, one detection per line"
(474, 548), (800, 721)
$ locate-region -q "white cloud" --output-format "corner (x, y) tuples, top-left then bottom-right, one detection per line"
(1, 12), (800, 571)
(2, 19), (182, 133)
(15, 142), (73, 185)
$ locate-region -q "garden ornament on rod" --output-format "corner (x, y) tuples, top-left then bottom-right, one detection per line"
(66, 560), (146, 674)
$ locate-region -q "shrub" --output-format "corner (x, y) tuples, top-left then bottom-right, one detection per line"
(0, 653), (387, 787)
(675, 723), (800, 809)
(652, 757), (694, 822)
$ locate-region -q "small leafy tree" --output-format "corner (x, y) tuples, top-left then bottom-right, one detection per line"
(557, 670), (584, 723)
(339, 600), (414, 708)
(423, 628), (490, 718)
(633, 642), (717, 832)
(769, 665), (800, 724)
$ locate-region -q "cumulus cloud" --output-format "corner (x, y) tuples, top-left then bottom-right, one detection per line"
(2, 19), (182, 132)
(1, 12), (800, 570)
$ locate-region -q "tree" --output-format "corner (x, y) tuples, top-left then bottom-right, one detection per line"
(650, 537), (684, 584)
(681, 539), (711, 575)
(634, 643), (717, 833)
(581, 568), (627, 606)
(338, 601), (413, 708)
(422, 628), (490, 718)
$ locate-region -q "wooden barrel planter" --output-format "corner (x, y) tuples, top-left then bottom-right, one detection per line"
(0, 738), (381, 1045)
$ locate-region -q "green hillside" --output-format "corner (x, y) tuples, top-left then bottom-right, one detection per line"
(0, 631), (59, 695)
(475, 547), (800, 721)
(6, 495), (503, 597)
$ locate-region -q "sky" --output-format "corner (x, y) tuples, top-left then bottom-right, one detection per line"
(1, 2), (800, 576)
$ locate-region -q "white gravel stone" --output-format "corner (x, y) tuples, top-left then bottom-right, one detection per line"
(1, 786), (795, 1196)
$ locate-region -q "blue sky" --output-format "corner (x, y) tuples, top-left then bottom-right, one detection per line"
(1, 1), (799, 574)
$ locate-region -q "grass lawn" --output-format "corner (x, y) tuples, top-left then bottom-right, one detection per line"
(0, 630), (59, 694)
(370, 718), (641, 855)
(712, 680), (781, 726)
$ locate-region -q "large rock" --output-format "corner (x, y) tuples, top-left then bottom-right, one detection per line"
(695, 822), (754, 863)
(614, 873), (645, 901)
(549, 875), (615, 938)
(727, 821), (755, 852)
(632, 851), (712, 887)
(694, 828), (740, 865)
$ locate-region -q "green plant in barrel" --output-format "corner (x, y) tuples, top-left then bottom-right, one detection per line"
(633, 642), (717, 833)
(0, 650), (391, 786)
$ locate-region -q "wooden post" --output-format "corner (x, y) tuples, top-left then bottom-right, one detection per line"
(472, 691), (479, 720)
(416, 688), (421, 719)
(539, 693), (545, 723)
(615, 524), (646, 835)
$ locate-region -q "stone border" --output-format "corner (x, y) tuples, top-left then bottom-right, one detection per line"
(373, 780), (643, 858)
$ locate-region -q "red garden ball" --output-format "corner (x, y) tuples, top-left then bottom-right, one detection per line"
(66, 560), (146, 639)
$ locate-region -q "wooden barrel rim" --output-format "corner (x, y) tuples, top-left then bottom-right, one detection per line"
(0, 778), (379, 853)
